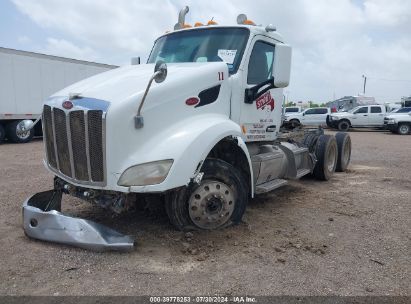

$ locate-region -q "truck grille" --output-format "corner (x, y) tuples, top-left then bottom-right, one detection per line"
(43, 105), (105, 184)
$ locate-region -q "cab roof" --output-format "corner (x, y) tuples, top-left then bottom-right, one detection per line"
(158, 24), (286, 44)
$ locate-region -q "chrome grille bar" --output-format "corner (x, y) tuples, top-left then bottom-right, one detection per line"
(43, 105), (105, 185)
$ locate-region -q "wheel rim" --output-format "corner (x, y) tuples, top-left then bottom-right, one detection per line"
(188, 180), (235, 229)
(399, 125), (409, 134)
(327, 143), (337, 172)
(341, 122), (348, 131)
(16, 121), (31, 140)
(342, 139), (351, 166)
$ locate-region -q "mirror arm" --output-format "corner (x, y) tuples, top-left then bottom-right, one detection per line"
(137, 71), (161, 117)
(135, 71), (161, 129)
(244, 77), (275, 104)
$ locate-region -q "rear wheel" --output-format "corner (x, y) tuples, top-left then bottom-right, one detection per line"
(6, 120), (34, 143)
(165, 158), (248, 231)
(0, 124), (5, 143)
(313, 135), (338, 181)
(335, 132), (351, 172)
(338, 120), (350, 132)
(397, 123), (410, 135)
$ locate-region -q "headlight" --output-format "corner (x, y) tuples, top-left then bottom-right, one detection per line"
(118, 159), (173, 186)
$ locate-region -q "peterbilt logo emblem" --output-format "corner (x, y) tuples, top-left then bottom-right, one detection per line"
(62, 101), (73, 109)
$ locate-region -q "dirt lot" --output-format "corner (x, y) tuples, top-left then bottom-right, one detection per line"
(0, 130), (409, 296)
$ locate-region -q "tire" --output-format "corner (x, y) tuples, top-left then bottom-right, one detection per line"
(335, 132), (351, 172)
(165, 158), (248, 231)
(302, 133), (319, 153)
(337, 120), (350, 132)
(0, 124), (5, 143)
(397, 123), (410, 135)
(5, 120), (34, 143)
(290, 119), (300, 128)
(313, 135), (338, 181)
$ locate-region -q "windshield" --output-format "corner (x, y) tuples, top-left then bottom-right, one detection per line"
(148, 27), (249, 74)
(393, 107), (411, 113)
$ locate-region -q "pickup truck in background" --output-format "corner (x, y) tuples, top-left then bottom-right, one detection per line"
(283, 107), (330, 128)
(327, 105), (386, 131)
(384, 110), (411, 135)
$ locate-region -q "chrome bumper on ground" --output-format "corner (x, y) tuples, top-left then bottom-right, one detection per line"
(22, 190), (134, 251)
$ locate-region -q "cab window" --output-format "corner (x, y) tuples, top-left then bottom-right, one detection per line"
(305, 109), (316, 115)
(316, 108), (328, 114)
(354, 107), (368, 114)
(247, 41), (275, 85)
(371, 106), (382, 113)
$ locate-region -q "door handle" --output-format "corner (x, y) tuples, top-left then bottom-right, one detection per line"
(266, 125), (276, 132)
(363, 115), (368, 116)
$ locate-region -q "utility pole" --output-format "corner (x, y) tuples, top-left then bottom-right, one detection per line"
(362, 75), (367, 95)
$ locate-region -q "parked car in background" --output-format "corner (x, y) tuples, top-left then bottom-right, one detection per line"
(384, 112), (411, 135)
(283, 107), (330, 128)
(327, 105), (386, 131)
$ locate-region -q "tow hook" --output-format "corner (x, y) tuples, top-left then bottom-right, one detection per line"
(22, 190), (134, 251)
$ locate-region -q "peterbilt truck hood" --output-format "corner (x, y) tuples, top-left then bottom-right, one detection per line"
(52, 62), (226, 103)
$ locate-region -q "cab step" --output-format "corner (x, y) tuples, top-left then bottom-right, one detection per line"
(255, 179), (287, 194)
(296, 168), (311, 179)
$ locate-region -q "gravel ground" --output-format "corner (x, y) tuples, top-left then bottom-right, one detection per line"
(0, 130), (409, 296)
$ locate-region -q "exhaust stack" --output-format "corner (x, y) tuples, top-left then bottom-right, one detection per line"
(174, 6), (189, 30)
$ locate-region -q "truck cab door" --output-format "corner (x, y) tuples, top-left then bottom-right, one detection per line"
(301, 108), (318, 125)
(351, 106), (369, 126)
(369, 106), (384, 126)
(239, 37), (284, 142)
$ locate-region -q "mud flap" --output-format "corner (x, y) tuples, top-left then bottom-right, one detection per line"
(22, 190), (134, 251)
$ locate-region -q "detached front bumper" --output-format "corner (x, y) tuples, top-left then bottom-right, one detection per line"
(22, 190), (134, 251)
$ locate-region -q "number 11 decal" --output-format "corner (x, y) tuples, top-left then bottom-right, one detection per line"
(218, 72), (224, 81)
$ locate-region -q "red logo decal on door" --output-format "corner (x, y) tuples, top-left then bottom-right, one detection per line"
(256, 91), (275, 111)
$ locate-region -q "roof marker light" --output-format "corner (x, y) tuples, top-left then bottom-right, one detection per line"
(207, 18), (218, 25)
(194, 22), (204, 27)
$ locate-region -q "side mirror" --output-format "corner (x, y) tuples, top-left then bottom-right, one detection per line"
(272, 44), (292, 88)
(154, 61), (167, 83)
(302, 112), (305, 116)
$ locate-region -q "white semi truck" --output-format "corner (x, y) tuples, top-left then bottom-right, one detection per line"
(22, 7), (352, 251)
(0, 47), (117, 143)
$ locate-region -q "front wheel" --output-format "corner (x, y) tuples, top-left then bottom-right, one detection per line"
(337, 120), (350, 132)
(397, 123), (410, 135)
(165, 159), (248, 231)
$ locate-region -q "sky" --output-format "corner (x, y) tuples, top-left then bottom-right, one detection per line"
(1, 0), (411, 103)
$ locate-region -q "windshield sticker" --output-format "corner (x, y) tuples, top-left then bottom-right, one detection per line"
(217, 49), (237, 64)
